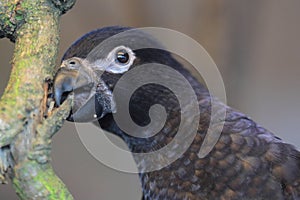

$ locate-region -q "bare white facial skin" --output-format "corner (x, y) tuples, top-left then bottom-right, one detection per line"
(92, 46), (136, 74)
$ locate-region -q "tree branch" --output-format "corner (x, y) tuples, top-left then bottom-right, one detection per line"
(0, 0), (76, 199)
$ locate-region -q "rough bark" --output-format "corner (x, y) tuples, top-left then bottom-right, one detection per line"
(0, 0), (76, 199)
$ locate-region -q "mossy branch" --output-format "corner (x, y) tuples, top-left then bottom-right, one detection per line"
(0, 0), (76, 199)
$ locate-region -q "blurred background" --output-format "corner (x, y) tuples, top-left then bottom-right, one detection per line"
(1, 0), (300, 199)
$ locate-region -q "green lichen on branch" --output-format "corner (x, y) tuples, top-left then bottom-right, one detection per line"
(0, 0), (75, 42)
(0, 0), (76, 199)
(13, 163), (73, 200)
(11, 96), (73, 200)
(0, 0), (25, 42)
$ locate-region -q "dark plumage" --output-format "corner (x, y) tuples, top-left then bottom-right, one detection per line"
(54, 26), (300, 200)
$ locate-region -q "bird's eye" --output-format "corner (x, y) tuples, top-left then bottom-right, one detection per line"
(105, 46), (135, 73)
(115, 49), (130, 64)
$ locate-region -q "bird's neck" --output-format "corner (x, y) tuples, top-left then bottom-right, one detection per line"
(98, 68), (214, 198)
(99, 64), (211, 153)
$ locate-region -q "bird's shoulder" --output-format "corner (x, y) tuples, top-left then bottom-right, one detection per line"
(207, 105), (300, 199)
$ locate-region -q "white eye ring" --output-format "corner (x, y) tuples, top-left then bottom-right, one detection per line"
(106, 46), (136, 74)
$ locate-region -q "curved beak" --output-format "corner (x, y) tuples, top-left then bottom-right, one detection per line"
(53, 62), (116, 122)
(53, 67), (79, 106)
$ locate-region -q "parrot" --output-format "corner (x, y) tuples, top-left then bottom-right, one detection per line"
(53, 26), (300, 200)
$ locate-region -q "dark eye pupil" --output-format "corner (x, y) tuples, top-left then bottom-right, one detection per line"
(116, 50), (129, 64)
(69, 61), (76, 65)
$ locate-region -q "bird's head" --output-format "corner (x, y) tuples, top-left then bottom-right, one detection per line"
(54, 44), (136, 122)
(53, 26), (185, 124)
(53, 25), (209, 162)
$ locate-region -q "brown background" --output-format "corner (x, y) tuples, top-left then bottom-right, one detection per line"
(0, 1), (300, 199)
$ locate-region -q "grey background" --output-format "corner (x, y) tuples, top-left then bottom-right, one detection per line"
(1, 1), (300, 199)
